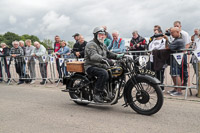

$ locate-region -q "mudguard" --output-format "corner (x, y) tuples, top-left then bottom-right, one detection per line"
(123, 74), (161, 105)
(63, 73), (87, 86)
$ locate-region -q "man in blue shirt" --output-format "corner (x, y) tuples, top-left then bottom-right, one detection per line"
(108, 31), (125, 53)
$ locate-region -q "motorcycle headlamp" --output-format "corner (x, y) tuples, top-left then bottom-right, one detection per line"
(138, 56), (149, 68)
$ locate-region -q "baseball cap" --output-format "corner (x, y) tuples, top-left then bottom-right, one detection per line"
(72, 33), (80, 37)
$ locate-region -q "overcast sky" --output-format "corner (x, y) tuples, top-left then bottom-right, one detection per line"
(0, 0), (200, 42)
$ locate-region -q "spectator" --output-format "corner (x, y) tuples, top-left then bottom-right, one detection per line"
(19, 40), (26, 75)
(72, 33), (80, 43)
(108, 30), (125, 53)
(130, 31), (147, 51)
(0, 49), (3, 82)
(104, 32), (111, 47)
(167, 27), (185, 96)
(191, 28), (199, 43)
(53, 35), (62, 83)
(25, 39), (36, 84)
(19, 40), (26, 55)
(31, 41), (47, 85)
(55, 41), (71, 78)
(148, 25), (162, 45)
(10, 41), (25, 85)
(102, 26), (112, 40)
(148, 28), (167, 91)
(174, 21), (190, 86)
(72, 35), (87, 58)
(191, 34), (200, 74)
(0, 43), (11, 83)
(129, 31), (147, 58)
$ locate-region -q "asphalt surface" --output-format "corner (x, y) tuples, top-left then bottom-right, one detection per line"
(0, 83), (200, 133)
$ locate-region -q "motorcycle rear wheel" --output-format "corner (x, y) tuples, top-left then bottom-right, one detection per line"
(68, 76), (90, 106)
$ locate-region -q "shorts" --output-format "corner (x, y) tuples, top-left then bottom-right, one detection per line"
(170, 57), (182, 76)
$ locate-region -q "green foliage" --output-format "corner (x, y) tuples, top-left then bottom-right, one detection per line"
(3, 32), (21, 47)
(42, 39), (53, 48)
(0, 32), (52, 49)
(67, 41), (75, 49)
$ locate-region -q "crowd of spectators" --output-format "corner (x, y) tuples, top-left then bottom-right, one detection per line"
(0, 21), (200, 97)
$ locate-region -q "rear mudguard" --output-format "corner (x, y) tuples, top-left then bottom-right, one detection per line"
(123, 74), (161, 105)
(63, 73), (88, 87)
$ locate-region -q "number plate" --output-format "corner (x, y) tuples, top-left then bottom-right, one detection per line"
(139, 69), (155, 76)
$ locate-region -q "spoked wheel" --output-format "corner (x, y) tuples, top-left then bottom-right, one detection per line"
(127, 78), (163, 115)
(68, 76), (89, 106)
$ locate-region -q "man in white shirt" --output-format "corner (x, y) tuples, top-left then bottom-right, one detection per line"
(191, 29), (200, 43)
(173, 21), (190, 86)
(31, 41), (47, 85)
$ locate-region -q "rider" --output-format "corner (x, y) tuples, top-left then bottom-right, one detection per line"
(84, 27), (123, 103)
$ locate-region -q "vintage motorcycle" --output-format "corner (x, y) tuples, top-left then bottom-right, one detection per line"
(63, 55), (163, 115)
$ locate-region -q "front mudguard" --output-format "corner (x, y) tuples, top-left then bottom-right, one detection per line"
(123, 74), (161, 105)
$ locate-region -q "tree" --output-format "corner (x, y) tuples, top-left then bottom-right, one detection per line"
(42, 39), (53, 48)
(3, 32), (21, 47)
(67, 41), (75, 49)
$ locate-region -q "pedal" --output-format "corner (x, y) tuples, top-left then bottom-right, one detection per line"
(61, 89), (69, 92)
(122, 103), (128, 108)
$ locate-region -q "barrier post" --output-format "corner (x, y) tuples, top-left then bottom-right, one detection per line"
(198, 62), (200, 97)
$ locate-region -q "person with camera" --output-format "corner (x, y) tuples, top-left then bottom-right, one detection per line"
(166, 27), (185, 96)
(84, 27), (123, 103)
(148, 25), (162, 45)
(148, 28), (168, 92)
(165, 21), (190, 86)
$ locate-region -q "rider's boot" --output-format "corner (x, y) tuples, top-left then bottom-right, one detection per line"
(93, 89), (104, 103)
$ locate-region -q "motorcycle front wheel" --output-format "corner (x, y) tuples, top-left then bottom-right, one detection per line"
(126, 78), (163, 115)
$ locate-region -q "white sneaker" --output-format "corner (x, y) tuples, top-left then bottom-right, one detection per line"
(170, 92), (182, 96)
(30, 80), (35, 84)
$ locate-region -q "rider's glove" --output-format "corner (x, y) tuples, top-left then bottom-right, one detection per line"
(101, 58), (114, 66)
(116, 53), (124, 59)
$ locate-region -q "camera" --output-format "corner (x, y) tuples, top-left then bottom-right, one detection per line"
(153, 33), (164, 38)
(165, 29), (171, 36)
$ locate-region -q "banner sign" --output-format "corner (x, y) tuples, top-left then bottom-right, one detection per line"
(172, 53), (184, 65)
(193, 50), (200, 61)
(59, 58), (64, 66)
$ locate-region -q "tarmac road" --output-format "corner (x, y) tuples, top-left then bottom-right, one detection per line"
(0, 83), (200, 133)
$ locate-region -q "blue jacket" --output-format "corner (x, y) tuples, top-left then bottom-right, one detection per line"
(57, 46), (70, 58)
(108, 38), (125, 53)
